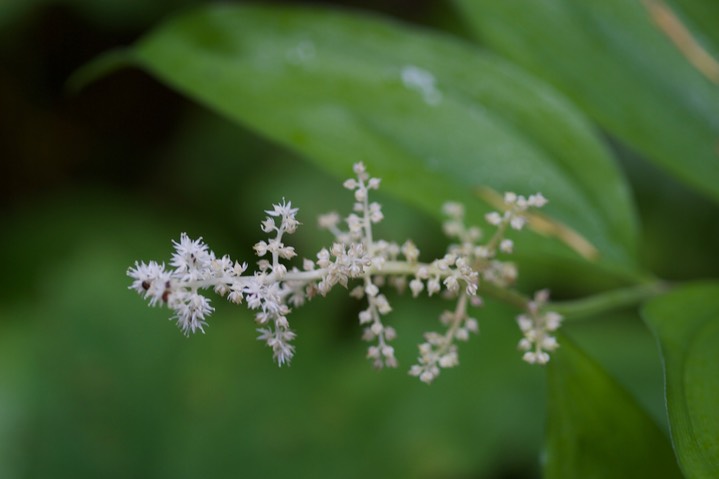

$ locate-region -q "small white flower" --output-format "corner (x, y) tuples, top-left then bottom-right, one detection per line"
(528, 193), (548, 208)
(523, 351), (538, 364)
(273, 263), (288, 278)
(278, 245), (297, 260)
(266, 199), (300, 233)
(173, 292), (213, 336)
(500, 239), (513, 254)
(420, 370), (436, 384)
(318, 212), (341, 229)
(465, 318), (479, 333)
(443, 275), (459, 293)
(358, 310), (372, 325)
(127, 260), (166, 296)
(442, 202), (464, 218)
(368, 202), (383, 223)
(517, 315), (533, 332)
(439, 353), (458, 368)
(346, 214), (363, 234)
(375, 295), (392, 314)
(427, 277), (441, 296)
(510, 216), (526, 230)
(443, 220), (462, 238)
(354, 188), (367, 203)
(261, 218), (276, 233)
(353, 162), (367, 178)
(545, 312), (563, 331)
(467, 226), (482, 242)
(365, 283), (379, 297)
(516, 291), (562, 365)
(409, 278), (424, 297)
(416, 266), (430, 280)
(254, 241), (268, 257)
(485, 212), (502, 226)
(171, 233), (212, 275)
(542, 336), (559, 351)
(370, 322), (384, 336)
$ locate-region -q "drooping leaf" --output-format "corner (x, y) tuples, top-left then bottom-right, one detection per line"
(545, 334), (682, 478)
(643, 282), (719, 478)
(92, 4), (641, 279)
(454, 0), (719, 204)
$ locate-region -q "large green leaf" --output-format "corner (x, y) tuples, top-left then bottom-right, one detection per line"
(94, 4), (641, 277)
(643, 283), (719, 478)
(454, 0), (719, 203)
(545, 334), (682, 478)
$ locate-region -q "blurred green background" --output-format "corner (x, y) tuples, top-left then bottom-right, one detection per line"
(1, 1), (718, 478)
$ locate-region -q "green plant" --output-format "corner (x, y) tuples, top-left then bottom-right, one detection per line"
(80, 2), (719, 477)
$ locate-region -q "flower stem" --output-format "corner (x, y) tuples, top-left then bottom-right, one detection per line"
(479, 279), (670, 319)
(477, 282), (530, 310)
(549, 281), (670, 319)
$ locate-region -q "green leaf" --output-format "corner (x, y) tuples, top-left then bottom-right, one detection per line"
(669, 0), (719, 55)
(102, 4), (640, 278)
(545, 335), (682, 478)
(643, 282), (719, 478)
(454, 0), (719, 203)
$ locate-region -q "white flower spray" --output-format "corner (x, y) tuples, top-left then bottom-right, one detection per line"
(128, 163), (561, 382)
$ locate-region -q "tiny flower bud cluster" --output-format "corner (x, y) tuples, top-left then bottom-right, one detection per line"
(336, 163), (398, 367)
(408, 200), (507, 384)
(409, 294), (480, 384)
(127, 163), (557, 381)
(485, 192), (547, 232)
(517, 290), (563, 364)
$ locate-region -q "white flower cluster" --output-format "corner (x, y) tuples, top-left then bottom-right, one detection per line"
(517, 290), (563, 364)
(407, 193), (550, 383)
(127, 162), (557, 381)
(325, 163), (398, 368)
(128, 201), (303, 366)
(485, 192), (548, 232)
(128, 234), (247, 336)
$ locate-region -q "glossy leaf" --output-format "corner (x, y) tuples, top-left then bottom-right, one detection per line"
(545, 335), (682, 478)
(454, 0), (719, 203)
(104, 4), (640, 276)
(643, 283), (719, 478)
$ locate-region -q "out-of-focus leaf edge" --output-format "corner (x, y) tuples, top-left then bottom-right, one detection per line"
(642, 282), (719, 479)
(70, 6), (650, 287)
(66, 49), (137, 94)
